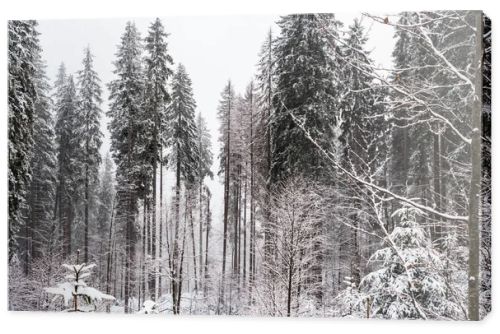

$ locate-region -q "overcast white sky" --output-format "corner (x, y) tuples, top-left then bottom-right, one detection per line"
(37, 14), (395, 234)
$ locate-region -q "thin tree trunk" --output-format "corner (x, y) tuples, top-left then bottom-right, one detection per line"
(242, 162), (248, 289)
(84, 158), (89, 264)
(249, 80), (256, 302)
(199, 178), (203, 292)
(159, 157), (163, 298)
(286, 257), (294, 317)
(204, 189), (211, 298)
(172, 144), (182, 314)
(105, 199), (115, 312)
(188, 189), (198, 292)
(432, 131), (442, 244)
(220, 82), (232, 313)
(150, 159), (157, 300)
(176, 216), (188, 314)
(141, 200), (148, 306)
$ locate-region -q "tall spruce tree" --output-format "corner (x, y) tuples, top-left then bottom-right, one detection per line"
(271, 13), (343, 306)
(271, 14), (342, 183)
(338, 19), (387, 286)
(55, 74), (81, 259)
(107, 21), (144, 313)
(77, 46), (103, 264)
(143, 17), (174, 299)
(8, 20), (40, 261)
(166, 63), (199, 314)
(24, 50), (57, 274)
(216, 80), (236, 312)
(255, 30), (275, 294)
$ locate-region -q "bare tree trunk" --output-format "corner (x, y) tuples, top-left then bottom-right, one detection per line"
(248, 81), (256, 303)
(220, 82), (232, 313)
(124, 196), (135, 314)
(204, 188), (211, 298)
(199, 178), (204, 292)
(467, 11), (483, 321)
(84, 158), (89, 264)
(105, 199), (115, 312)
(432, 131), (443, 244)
(188, 189), (198, 292)
(172, 155), (182, 314)
(242, 162), (248, 289)
(177, 219), (187, 314)
(150, 159), (157, 300)
(352, 215), (361, 286)
(264, 29), (272, 263)
(233, 166), (241, 284)
(159, 158), (163, 298)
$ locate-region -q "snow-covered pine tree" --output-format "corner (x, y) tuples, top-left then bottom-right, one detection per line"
(77, 46), (103, 264)
(8, 20), (40, 261)
(271, 14), (343, 306)
(165, 63), (199, 314)
(254, 30), (275, 296)
(339, 19), (384, 170)
(55, 74), (81, 259)
(143, 17), (174, 299)
(216, 80), (236, 312)
(338, 19), (387, 287)
(360, 206), (459, 319)
(24, 48), (57, 275)
(45, 250), (114, 312)
(255, 28), (274, 186)
(107, 21), (144, 313)
(271, 14), (342, 183)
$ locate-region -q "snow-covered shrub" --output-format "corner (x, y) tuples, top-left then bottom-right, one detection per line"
(138, 300), (159, 314)
(45, 252), (114, 312)
(333, 277), (370, 318)
(360, 206), (459, 319)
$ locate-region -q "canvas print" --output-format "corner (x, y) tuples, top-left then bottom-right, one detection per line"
(7, 11), (491, 320)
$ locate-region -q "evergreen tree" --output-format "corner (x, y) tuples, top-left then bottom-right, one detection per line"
(195, 113), (214, 187)
(271, 14), (342, 183)
(77, 46), (103, 263)
(25, 50), (57, 274)
(216, 80), (236, 311)
(254, 30), (275, 293)
(271, 14), (343, 306)
(45, 250), (115, 312)
(338, 19), (387, 286)
(8, 20), (40, 261)
(339, 19), (383, 170)
(166, 63), (199, 186)
(255, 28), (274, 185)
(165, 63), (199, 314)
(107, 21), (144, 313)
(143, 17), (174, 298)
(360, 206), (460, 319)
(55, 74), (81, 259)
